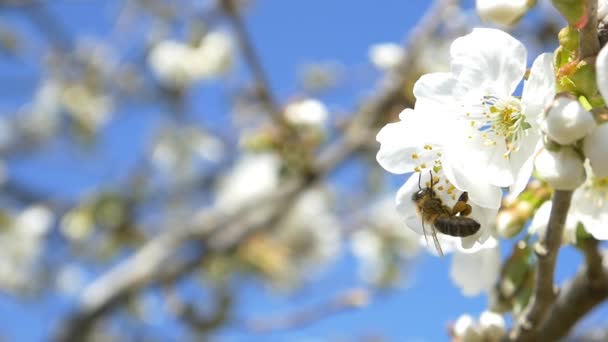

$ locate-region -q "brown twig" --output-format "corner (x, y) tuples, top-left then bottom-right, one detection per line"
(508, 190), (573, 341)
(220, 0), (286, 126)
(580, 0), (601, 59)
(533, 239), (608, 340)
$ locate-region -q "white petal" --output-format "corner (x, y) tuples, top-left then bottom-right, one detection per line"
(521, 53), (556, 128)
(479, 311), (506, 340)
(583, 123), (608, 178)
(450, 28), (526, 97)
(534, 147), (586, 190)
(442, 141), (503, 209)
(413, 72), (461, 111)
(376, 109), (443, 174)
(597, 44), (608, 103)
(509, 134), (542, 197)
(476, 0), (529, 26)
(453, 314), (483, 342)
(450, 240), (500, 296)
(542, 97), (595, 145)
(396, 175), (426, 236)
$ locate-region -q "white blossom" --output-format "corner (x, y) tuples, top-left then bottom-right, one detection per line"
(284, 98), (328, 127)
(450, 237), (500, 296)
(529, 201), (578, 244)
(479, 311), (506, 341)
(542, 97), (596, 145)
(216, 153), (281, 211)
(369, 43), (404, 71)
(148, 40), (193, 87)
(599, 0), (608, 21)
(148, 31), (233, 87)
(476, 0), (529, 26)
(412, 28), (555, 207)
(583, 123), (608, 178)
(570, 162), (608, 240)
(189, 31), (234, 80)
(275, 189), (341, 277)
(351, 197), (420, 284)
(597, 43), (608, 102)
(0, 205), (53, 291)
(453, 314), (483, 342)
(534, 147), (586, 190)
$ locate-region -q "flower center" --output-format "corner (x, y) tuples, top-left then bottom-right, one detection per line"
(469, 95), (530, 158)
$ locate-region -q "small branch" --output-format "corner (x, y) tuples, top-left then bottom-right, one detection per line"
(580, 0), (600, 58)
(534, 239), (608, 340)
(509, 190), (573, 341)
(220, 0), (285, 126)
(244, 288), (370, 333)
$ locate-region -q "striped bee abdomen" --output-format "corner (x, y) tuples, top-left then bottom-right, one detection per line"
(434, 216), (480, 237)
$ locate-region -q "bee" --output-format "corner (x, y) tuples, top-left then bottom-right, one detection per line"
(411, 171), (481, 256)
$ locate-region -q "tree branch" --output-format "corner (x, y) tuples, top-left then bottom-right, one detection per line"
(509, 190), (573, 341)
(534, 239), (608, 340)
(580, 0), (600, 58)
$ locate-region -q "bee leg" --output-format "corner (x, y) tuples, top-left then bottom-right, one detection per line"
(453, 192), (472, 216)
(457, 191), (470, 203)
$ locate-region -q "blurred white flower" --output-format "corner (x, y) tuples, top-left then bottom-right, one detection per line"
(148, 31), (234, 87)
(151, 125), (224, 181)
(476, 0), (529, 25)
(21, 80), (62, 140)
(189, 31), (234, 80)
(599, 0), (608, 21)
(276, 189), (341, 277)
(479, 311), (506, 341)
(369, 43), (404, 71)
(284, 98), (328, 127)
(0, 205), (53, 291)
(148, 40), (193, 87)
(583, 123), (608, 178)
(450, 237), (500, 296)
(528, 201), (578, 244)
(216, 153), (281, 211)
(534, 147), (586, 190)
(453, 314), (483, 342)
(570, 162), (608, 240)
(351, 197), (420, 284)
(61, 84), (113, 132)
(542, 97), (595, 145)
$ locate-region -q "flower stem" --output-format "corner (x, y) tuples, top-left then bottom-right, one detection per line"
(579, 0), (600, 58)
(508, 190), (573, 341)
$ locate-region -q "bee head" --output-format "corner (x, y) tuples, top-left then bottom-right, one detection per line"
(411, 188), (434, 202)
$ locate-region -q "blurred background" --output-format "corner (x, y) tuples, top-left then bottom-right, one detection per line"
(0, 0), (605, 341)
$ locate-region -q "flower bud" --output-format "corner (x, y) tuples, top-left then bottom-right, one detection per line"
(284, 98), (328, 127)
(534, 147), (586, 190)
(476, 0), (529, 26)
(453, 314), (483, 342)
(583, 123), (608, 177)
(596, 44), (608, 103)
(542, 96), (596, 145)
(368, 43), (403, 71)
(479, 311), (506, 341)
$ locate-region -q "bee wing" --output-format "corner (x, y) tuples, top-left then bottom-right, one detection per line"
(420, 208), (444, 257)
(430, 225), (444, 257)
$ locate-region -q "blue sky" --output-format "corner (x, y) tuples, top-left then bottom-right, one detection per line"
(0, 0), (606, 341)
